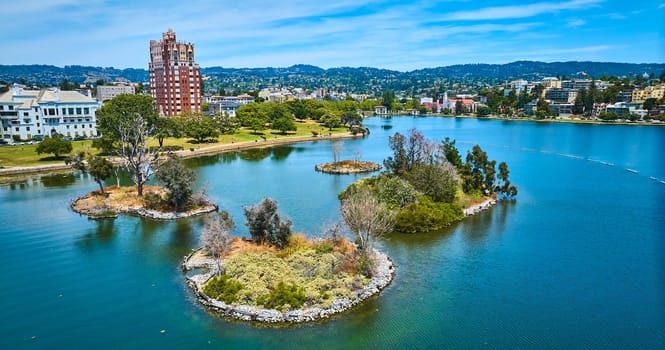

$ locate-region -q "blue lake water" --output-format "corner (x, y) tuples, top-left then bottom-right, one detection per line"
(1, 117), (663, 349)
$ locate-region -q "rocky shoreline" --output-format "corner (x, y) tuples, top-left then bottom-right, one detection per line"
(463, 197), (497, 216)
(182, 248), (395, 324)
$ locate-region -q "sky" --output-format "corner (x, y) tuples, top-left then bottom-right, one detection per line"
(1, 0), (664, 71)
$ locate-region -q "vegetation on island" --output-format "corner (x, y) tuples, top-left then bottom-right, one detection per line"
(315, 141), (381, 174)
(197, 195), (393, 312)
(340, 129), (517, 234)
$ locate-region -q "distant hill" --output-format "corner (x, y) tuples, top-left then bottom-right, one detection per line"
(1, 61), (663, 94)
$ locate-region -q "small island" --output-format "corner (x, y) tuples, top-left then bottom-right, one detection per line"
(315, 160), (381, 174)
(71, 185), (217, 220)
(315, 141), (381, 174)
(183, 197), (395, 324)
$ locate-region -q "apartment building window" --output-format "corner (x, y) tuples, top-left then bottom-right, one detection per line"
(0, 105), (3, 110)
(26, 127), (30, 131)
(15, 127), (19, 131)
(76, 108), (82, 115)
(68, 108), (74, 114)
(37, 123), (40, 127)
(9, 105), (13, 110)
(84, 108), (89, 114)
(89, 124), (93, 128)
(62, 108), (67, 115)
(23, 112), (29, 117)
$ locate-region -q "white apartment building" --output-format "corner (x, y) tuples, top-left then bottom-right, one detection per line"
(97, 84), (135, 102)
(1, 85), (100, 141)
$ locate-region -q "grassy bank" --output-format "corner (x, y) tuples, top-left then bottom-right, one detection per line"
(0, 121), (348, 168)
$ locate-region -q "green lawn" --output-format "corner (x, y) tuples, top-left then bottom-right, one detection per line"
(0, 121), (349, 168)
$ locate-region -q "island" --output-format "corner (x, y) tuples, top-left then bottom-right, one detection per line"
(315, 160), (381, 174)
(182, 237), (393, 323)
(181, 197), (395, 324)
(71, 185), (217, 220)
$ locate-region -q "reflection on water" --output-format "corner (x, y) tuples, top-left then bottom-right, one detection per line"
(41, 173), (76, 187)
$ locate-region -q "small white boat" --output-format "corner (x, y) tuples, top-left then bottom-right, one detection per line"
(626, 169), (638, 173)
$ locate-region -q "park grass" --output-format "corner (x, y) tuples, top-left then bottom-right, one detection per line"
(0, 121), (349, 168)
(0, 140), (94, 168)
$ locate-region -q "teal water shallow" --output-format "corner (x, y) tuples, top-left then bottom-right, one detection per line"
(1, 117), (663, 349)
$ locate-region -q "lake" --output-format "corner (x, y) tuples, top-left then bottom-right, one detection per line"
(1, 117), (663, 349)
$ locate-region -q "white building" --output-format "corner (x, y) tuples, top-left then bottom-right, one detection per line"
(97, 84), (135, 102)
(1, 85), (100, 141)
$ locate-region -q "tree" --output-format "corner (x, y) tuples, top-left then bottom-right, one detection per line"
(455, 100), (464, 114)
(536, 98), (553, 117)
(340, 187), (395, 253)
(243, 198), (292, 249)
(441, 137), (463, 169)
(184, 113), (220, 143)
(643, 98), (657, 111)
(476, 106), (491, 117)
(381, 90), (395, 110)
(200, 211), (235, 275)
(36, 135), (72, 159)
(96, 94), (159, 196)
(88, 155), (114, 195)
(152, 116), (183, 148)
(404, 162), (459, 203)
(272, 116), (297, 134)
(332, 141), (343, 163)
(573, 88), (587, 115)
(155, 156), (196, 210)
(215, 113), (240, 134)
(497, 162), (518, 198)
(321, 112), (342, 131)
(66, 152), (114, 194)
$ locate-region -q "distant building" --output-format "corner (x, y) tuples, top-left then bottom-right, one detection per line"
(1, 85), (99, 141)
(541, 77), (561, 89)
(631, 84), (665, 102)
(97, 84), (135, 102)
(374, 105), (388, 115)
(545, 88), (578, 103)
(149, 28), (201, 116)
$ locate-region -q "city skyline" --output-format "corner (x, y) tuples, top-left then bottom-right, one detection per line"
(1, 0), (663, 71)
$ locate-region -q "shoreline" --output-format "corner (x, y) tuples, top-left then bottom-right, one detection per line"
(0, 132), (361, 180)
(182, 248), (395, 324)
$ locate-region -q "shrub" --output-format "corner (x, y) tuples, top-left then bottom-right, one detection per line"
(203, 274), (244, 304)
(142, 191), (163, 210)
(354, 250), (375, 278)
(155, 156), (196, 211)
(314, 242), (334, 254)
(243, 198), (292, 249)
(394, 196), (463, 234)
(257, 281), (306, 311)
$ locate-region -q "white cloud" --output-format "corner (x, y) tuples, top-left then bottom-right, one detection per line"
(567, 19), (586, 27)
(441, 0), (604, 21)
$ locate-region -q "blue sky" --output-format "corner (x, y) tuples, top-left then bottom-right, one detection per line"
(1, 0), (663, 71)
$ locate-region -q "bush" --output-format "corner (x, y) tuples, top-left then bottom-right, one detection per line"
(314, 242), (334, 254)
(155, 157), (196, 211)
(394, 196), (463, 234)
(243, 198), (292, 249)
(142, 191), (163, 210)
(203, 274), (244, 304)
(354, 250), (375, 278)
(257, 281), (306, 311)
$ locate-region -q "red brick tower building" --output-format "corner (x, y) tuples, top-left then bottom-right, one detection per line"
(149, 28), (201, 116)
